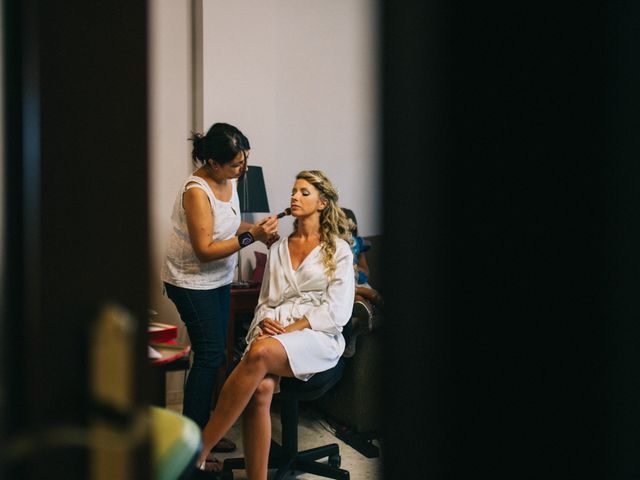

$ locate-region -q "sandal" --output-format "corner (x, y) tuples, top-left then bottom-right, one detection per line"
(211, 436), (236, 453)
(202, 458), (223, 474)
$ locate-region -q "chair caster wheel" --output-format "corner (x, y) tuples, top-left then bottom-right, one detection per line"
(328, 453), (341, 468)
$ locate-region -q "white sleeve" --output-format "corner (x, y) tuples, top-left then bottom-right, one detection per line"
(305, 241), (355, 335)
(245, 250), (277, 341)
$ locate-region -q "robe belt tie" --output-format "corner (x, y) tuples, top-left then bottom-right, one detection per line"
(289, 292), (323, 319)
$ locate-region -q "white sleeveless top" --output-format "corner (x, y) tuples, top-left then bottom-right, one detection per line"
(162, 175), (241, 290)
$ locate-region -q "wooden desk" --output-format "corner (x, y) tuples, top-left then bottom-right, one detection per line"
(150, 342), (191, 407)
(226, 286), (261, 367)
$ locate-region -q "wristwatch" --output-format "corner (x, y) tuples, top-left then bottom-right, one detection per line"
(238, 231), (255, 248)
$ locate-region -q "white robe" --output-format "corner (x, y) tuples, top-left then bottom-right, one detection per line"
(245, 236), (355, 381)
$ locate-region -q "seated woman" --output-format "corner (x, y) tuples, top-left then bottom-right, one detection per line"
(341, 208), (384, 357)
(342, 207), (384, 310)
(196, 170), (355, 479)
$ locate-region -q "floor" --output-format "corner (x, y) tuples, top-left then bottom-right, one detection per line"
(167, 401), (383, 479)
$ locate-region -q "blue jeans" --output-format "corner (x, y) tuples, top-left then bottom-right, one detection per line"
(164, 282), (230, 430)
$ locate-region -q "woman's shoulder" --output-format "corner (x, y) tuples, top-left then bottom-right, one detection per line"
(272, 236), (287, 248)
(266, 236), (287, 256)
(334, 237), (353, 255)
(183, 174), (208, 191)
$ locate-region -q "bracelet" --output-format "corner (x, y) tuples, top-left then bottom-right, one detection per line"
(238, 231), (255, 248)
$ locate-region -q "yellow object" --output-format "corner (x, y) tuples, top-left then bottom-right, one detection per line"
(90, 303), (138, 480)
(150, 407), (202, 480)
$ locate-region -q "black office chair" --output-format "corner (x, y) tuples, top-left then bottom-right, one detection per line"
(221, 359), (350, 480)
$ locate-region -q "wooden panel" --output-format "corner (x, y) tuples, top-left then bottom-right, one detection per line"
(2, 0), (150, 478)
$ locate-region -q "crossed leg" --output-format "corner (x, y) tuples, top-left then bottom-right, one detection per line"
(196, 337), (294, 468)
(243, 374), (278, 479)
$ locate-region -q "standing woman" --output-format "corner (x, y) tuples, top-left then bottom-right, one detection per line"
(196, 170), (355, 479)
(161, 123), (278, 455)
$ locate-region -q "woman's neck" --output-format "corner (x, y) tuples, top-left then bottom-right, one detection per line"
(294, 216), (321, 240)
(198, 165), (227, 185)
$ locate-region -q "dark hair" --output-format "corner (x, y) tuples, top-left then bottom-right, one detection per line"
(189, 122), (250, 166)
(342, 208), (358, 237)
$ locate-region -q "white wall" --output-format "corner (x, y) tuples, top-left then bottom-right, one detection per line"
(148, 0), (193, 344)
(149, 0), (379, 400)
(202, 1), (380, 276)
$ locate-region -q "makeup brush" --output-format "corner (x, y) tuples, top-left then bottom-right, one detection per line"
(276, 207), (291, 219)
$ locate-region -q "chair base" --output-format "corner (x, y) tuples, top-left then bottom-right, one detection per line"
(222, 439), (350, 480)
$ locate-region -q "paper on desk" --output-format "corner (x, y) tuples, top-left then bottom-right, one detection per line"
(148, 345), (162, 359)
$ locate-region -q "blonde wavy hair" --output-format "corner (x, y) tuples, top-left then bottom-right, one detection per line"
(292, 170), (353, 278)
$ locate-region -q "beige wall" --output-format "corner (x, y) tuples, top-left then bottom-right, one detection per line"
(202, 0), (380, 246)
(148, 0), (193, 402)
(148, 0), (193, 347)
(200, 0), (380, 277)
(149, 0), (379, 402)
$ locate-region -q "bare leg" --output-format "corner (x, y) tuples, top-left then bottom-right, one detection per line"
(196, 337), (294, 466)
(243, 374), (278, 480)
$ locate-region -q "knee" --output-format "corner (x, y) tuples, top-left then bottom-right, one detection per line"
(250, 378), (275, 409)
(245, 341), (274, 368)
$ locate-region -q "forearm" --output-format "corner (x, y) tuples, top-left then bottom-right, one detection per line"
(356, 286), (378, 300)
(195, 221), (272, 262)
(194, 236), (243, 262)
(237, 220), (254, 234)
(238, 219), (280, 249)
(284, 317), (310, 333)
(357, 253), (370, 278)
(356, 286), (383, 307)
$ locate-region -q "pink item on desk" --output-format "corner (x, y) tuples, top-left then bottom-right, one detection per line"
(150, 341), (191, 366)
(148, 321), (178, 343)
